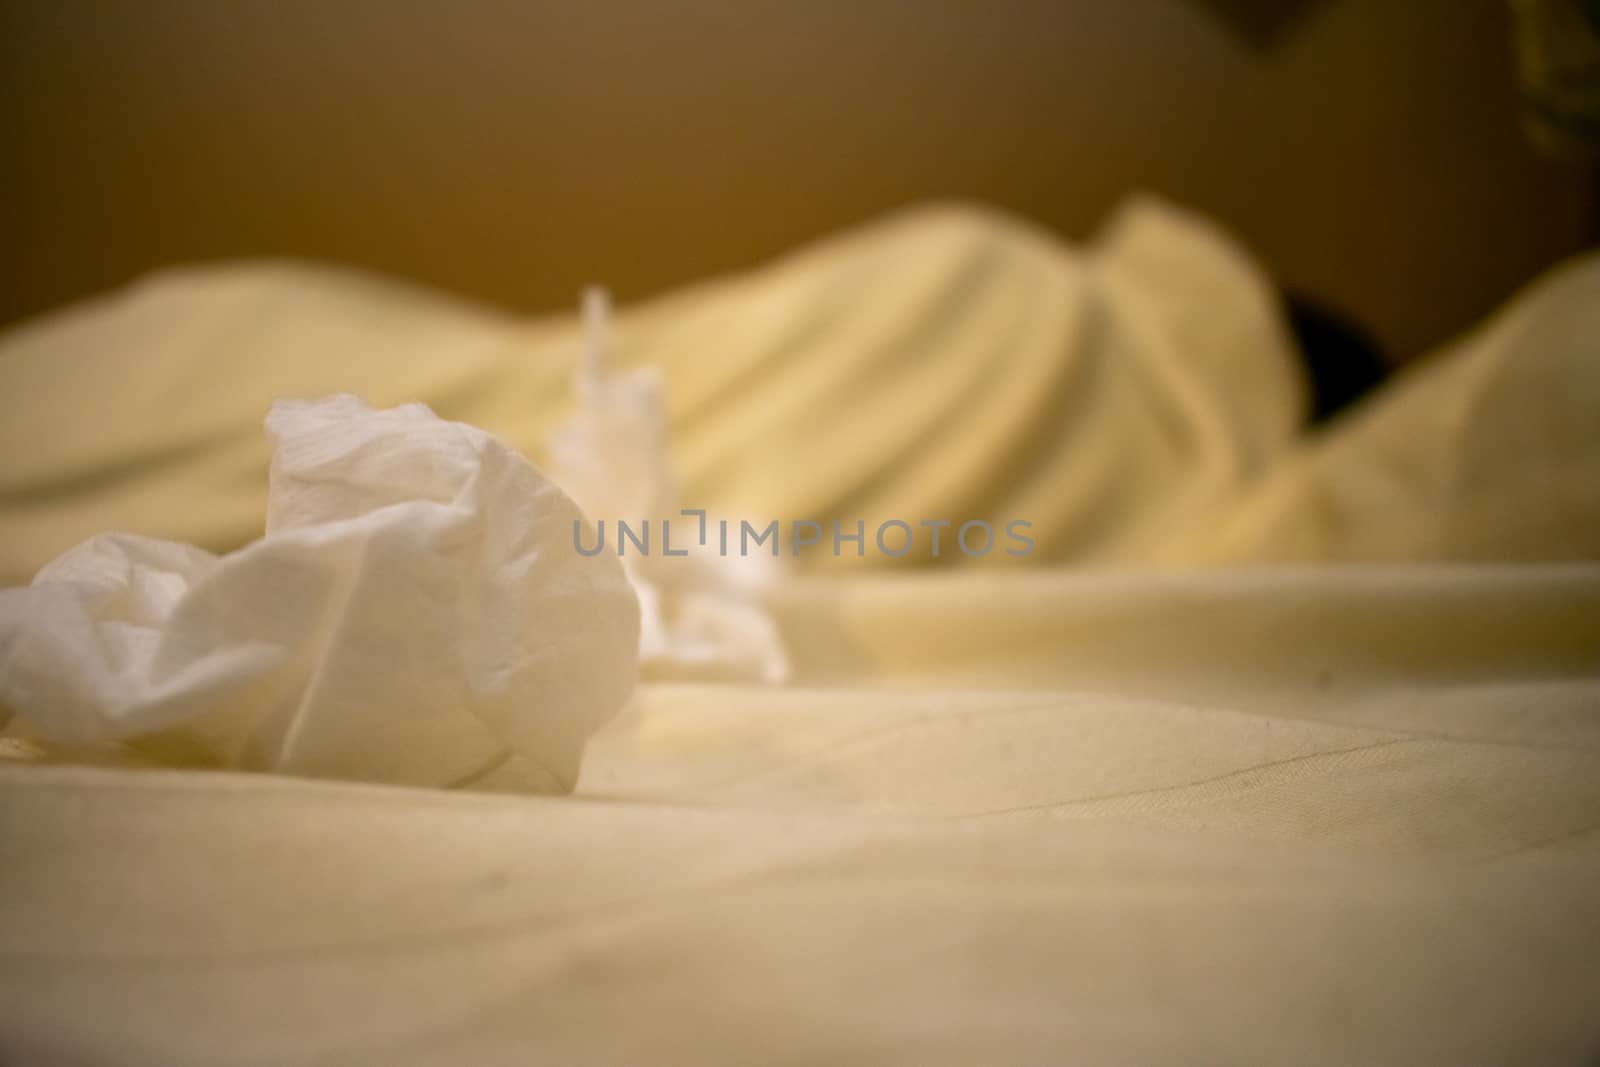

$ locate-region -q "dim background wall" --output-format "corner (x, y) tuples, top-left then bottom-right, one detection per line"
(1, 0), (1594, 359)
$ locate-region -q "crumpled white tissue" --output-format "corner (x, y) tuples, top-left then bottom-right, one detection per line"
(549, 288), (791, 684)
(0, 394), (640, 792)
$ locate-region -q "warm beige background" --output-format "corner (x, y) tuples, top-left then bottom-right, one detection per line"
(1, 0), (1594, 357)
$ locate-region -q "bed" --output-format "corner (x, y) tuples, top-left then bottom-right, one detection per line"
(2, 198), (1598, 1065)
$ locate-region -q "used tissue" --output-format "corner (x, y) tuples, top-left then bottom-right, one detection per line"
(549, 288), (791, 683)
(0, 394), (640, 792)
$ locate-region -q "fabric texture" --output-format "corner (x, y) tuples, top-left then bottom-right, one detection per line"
(0, 198), (1308, 581)
(1, 198), (1598, 1065)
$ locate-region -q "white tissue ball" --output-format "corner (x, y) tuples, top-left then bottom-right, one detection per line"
(0, 394), (640, 793)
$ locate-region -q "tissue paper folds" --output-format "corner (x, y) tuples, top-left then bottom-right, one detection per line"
(0, 395), (641, 793)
